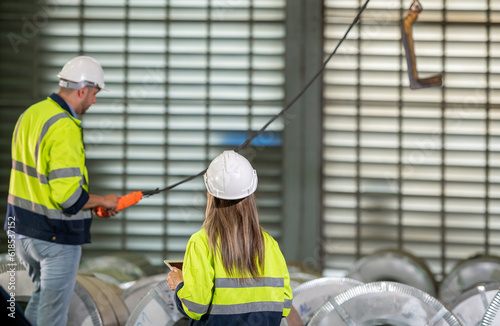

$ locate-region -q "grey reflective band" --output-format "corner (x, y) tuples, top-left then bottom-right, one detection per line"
(12, 159), (48, 185)
(180, 298), (210, 315)
(210, 301), (284, 315)
(59, 79), (99, 90)
(12, 161), (84, 202)
(49, 167), (82, 181)
(284, 299), (292, 309)
(14, 112), (25, 145)
(215, 277), (284, 288)
(60, 186), (83, 209)
(8, 194), (91, 221)
(34, 113), (71, 165)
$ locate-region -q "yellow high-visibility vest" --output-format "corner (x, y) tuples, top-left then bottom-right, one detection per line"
(6, 93), (92, 244)
(177, 228), (293, 323)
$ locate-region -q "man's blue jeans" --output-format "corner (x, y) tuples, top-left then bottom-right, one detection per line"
(16, 237), (81, 326)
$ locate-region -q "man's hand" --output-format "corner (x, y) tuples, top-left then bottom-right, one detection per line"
(101, 194), (119, 209)
(96, 194), (119, 217)
(85, 193), (120, 217)
(92, 207), (118, 218)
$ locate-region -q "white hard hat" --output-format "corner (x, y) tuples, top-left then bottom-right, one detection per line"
(204, 151), (258, 200)
(57, 56), (106, 90)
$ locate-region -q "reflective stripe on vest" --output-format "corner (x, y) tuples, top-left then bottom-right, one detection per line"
(180, 299), (288, 316)
(11, 159), (84, 209)
(215, 277), (284, 288)
(14, 112), (25, 145)
(12, 159), (48, 184)
(34, 112), (69, 166)
(11, 160), (81, 184)
(180, 298), (210, 315)
(8, 194), (90, 221)
(210, 301), (284, 315)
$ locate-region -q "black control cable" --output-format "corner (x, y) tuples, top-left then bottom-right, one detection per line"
(143, 0), (371, 197)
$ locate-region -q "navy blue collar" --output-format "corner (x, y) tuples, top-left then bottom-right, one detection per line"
(49, 93), (74, 117)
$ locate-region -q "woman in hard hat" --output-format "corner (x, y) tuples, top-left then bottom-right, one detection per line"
(167, 150), (293, 325)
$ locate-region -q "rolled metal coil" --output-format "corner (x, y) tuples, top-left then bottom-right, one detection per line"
(308, 281), (460, 326)
(79, 252), (159, 284)
(347, 249), (437, 296)
(448, 283), (500, 326)
(120, 274), (167, 312)
(1, 261), (130, 325)
(0, 261), (35, 305)
(439, 255), (500, 307)
(125, 280), (188, 326)
(482, 287), (500, 326)
(68, 273), (129, 326)
(289, 277), (363, 325)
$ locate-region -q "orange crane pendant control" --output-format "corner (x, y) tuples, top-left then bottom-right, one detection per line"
(96, 191), (143, 217)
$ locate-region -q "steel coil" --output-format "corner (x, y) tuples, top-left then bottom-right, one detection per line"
(482, 288), (500, 326)
(0, 266), (130, 326)
(308, 281), (460, 326)
(448, 283), (500, 326)
(125, 280), (188, 326)
(289, 277), (363, 325)
(439, 255), (500, 307)
(120, 274), (167, 312)
(0, 261), (35, 307)
(79, 252), (159, 285)
(68, 273), (130, 326)
(347, 249), (437, 296)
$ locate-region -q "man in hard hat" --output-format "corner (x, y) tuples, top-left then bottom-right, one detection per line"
(4, 56), (120, 326)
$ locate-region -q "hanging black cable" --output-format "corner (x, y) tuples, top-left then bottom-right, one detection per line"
(143, 0), (372, 196)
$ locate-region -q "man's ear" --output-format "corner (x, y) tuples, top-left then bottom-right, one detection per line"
(76, 86), (88, 99)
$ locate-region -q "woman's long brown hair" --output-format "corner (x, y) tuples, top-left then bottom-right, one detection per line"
(203, 193), (265, 279)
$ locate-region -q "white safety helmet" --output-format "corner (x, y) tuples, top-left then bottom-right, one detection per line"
(204, 151), (258, 200)
(57, 56), (106, 90)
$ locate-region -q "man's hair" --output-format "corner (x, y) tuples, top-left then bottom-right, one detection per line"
(203, 193), (265, 280)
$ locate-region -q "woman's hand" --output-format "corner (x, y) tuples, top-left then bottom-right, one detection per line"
(167, 267), (184, 291)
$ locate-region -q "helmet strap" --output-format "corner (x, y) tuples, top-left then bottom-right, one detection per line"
(59, 79), (99, 90)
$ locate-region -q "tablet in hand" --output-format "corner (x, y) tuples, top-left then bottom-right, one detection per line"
(164, 259), (183, 270)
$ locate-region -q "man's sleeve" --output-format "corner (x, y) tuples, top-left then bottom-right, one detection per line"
(47, 121), (89, 215)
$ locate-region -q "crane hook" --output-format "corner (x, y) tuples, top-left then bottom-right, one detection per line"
(401, 0), (443, 89)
